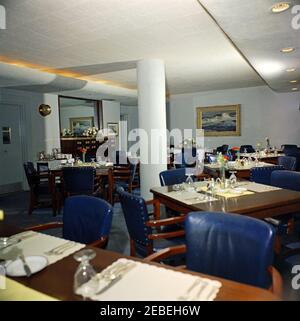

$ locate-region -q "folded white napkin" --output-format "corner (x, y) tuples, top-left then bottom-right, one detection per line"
(77, 258), (222, 301)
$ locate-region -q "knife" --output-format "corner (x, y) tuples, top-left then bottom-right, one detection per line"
(19, 255), (32, 277)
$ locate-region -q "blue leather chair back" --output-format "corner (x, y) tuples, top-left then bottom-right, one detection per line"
(118, 188), (152, 247)
(216, 145), (229, 154)
(271, 170), (300, 191)
(23, 162), (38, 186)
(63, 195), (113, 244)
(281, 144), (298, 151)
(240, 145), (255, 153)
(62, 167), (95, 195)
(250, 165), (284, 185)
(277, 156), (297, 171)
(159, 168), (187, 186)
(185, 212), (275, 289)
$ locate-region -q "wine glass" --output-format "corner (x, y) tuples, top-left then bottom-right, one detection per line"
(73, 249), (97, 299)
(229, 171), (237, 189)
(185, 173), (194, 185)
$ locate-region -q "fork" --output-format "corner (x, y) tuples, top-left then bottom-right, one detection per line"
(190, 280), (209, 301)
(177, 279), (201, 300)
(44, 241), (75, 255)
(95, 262), (136, 295)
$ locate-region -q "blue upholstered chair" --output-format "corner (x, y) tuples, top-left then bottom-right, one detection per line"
(23, 162), (58, 215)
(282, 145), (300, 171)
(277, 156), (297, 171)
(118, 188), (185, 257)
(271, 170), (300, 191)
(27, 195), (113, 247)
(62, 166), (96, 196)
(270, 171), (300, 256)
(145, 212), (281, 294)
(250, 165), (285, 185)
(216, 144), (229, 155)
(239, 145), (256, 153)
(281, 144), (298, 153)
(159, 168), (189, 186)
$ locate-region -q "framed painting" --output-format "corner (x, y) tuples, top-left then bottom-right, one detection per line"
(70, 116), (94, 136)
(196, 104), (241, 136)
(107, 122), (119, 136)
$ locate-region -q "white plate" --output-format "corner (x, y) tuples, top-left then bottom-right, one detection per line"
(6, 256), (48, 277)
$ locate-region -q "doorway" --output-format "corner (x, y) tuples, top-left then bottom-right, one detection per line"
(0, 104), (23, 194)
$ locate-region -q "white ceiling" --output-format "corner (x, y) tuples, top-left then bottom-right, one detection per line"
(0, 0), (264, 99)
(200, 0), (300, 92)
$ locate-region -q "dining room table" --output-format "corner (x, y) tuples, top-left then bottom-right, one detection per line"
(150, 180), (300, 220)
(48, 162), (114, 205)
(204, 161), (277, 179)
(0, 222), (279, 301)
(239, 152), (284, 165)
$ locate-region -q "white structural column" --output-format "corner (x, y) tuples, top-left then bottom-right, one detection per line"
(137, 59), (168, 199)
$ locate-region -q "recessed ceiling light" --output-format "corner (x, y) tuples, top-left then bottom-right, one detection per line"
(280, 47), (295, 53)
(286, 68), (296, 72)
(271, 2), (290, 13)
(289, 80), (298, 83)
(292, 88), (298, 91)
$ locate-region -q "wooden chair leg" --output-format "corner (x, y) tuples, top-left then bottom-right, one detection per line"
(130, 239), (136, 257)
(274, 235), (281, 255)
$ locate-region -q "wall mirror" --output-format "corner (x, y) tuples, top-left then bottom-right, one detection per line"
(59, 96), (102, 137)
(58, 96), (104, 156)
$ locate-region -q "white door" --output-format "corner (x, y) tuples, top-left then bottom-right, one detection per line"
(0, 104), (23, 193)
(120, 114), (129, 151)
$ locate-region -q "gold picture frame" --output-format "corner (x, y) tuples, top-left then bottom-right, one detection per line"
(70, 116), (94, 136)
(196, 104), (241, 137)
(107, 122), (119, 136)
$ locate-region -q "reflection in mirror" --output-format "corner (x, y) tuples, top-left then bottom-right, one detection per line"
(59, 97), (101, 137)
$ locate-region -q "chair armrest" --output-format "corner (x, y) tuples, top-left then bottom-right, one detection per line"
(24, 222), (63, 232)
(144, 245), (187, 262)
(145, 215), (185, 227)
(145, 199), (161, 220)
(148, 229), (185, 240)
(88, 236), (108, 248)
(268, 266), (283, 298)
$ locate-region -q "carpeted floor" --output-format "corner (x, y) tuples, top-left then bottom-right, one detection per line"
(1, 191), (299, 300)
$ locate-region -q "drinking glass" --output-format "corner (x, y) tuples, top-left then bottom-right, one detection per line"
(185, 173), (194, 185)
(229, 171), (237, 189)
(73, 249), (97, 299)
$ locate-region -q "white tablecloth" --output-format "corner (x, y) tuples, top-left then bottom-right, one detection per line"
(78, 258), (222, 301)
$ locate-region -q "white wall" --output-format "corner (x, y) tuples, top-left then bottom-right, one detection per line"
(169, 86), (300, 149)
(120, 105), (138, 149)
(0, 88), (60, 189)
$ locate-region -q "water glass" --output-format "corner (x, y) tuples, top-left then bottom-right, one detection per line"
(73, 249), (97, 299)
